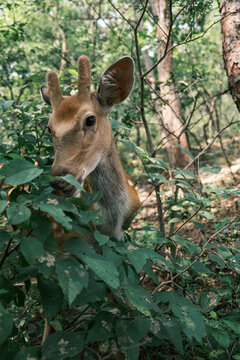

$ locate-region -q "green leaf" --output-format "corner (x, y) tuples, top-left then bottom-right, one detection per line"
(177, 143), (194, 159)
(58, 174), (84, 191)
(21, 236), (44, 265)
(192, 220), (205, 232)
(0, 159), (43, 185)
(94, 230), (109, 246)
(200, 210), (216, 220)
(37, 202), (72, 229)
(42, 331), (85, 360)
(0, 99), (14, 111)
(126, 245), (173, 273)
(124, 284), (158, 316)
(174, 168), (196, 180)
(56, 258), (89, 305)
(87, 312), (115, 342)
(81, 253), (120, 289)
(64, 236), (95, 256)
(0, 305), (13, 347)
(0, 200), (7, 214)
(200, 165), (222, 174)
(31, 212), (52, 242)
(38, 277), (63, 322)
(0, 230), (11, 251)
(82, 190), (103, 205)
(0, 340), (19, 360)
(13, 346), (41, 360)
(211, 328), (230, 349)
(161, 317), (183, 354)
(7, 203), (31, 225)
(191, 261), (211, 274)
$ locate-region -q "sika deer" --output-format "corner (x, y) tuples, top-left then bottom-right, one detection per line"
(40, 55), (140, 244)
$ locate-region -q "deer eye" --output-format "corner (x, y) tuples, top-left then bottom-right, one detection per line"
(85, 115), (96, 127)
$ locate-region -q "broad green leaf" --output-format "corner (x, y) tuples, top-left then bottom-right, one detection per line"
(37, 251), (56, 277)
(0, 305), (13, 347)
(87, 312), (115, 342)
(0, 99), (14, 111)
(0, 200), (6, 214)
(74, 275), (108, 304)
(0, 340), (19, 360)
(161, 317), (183, 354)
(56, 258), (89, 305)
(192, 261), (211, 274)
(177, 143), (194, 159)
(200, 210), (216, 220)
(82, 190), (103, 204)
(0, 230), (11, 251)
(0, 277), (16, 305)
(192, 220), (205, 232)
(58, 174), (84, 191)
(81, 253), (120, 289)
(13, 346), (41, 360)
(211, 328), (230, 349)
(37, 202), (72, 229)
(64, 236), (95, 256)
(21, 236), (44, 265)
(124, 284), (158, 316)
(94, 230), (109, 246)
(0, 159), (42, 185)
(38, 277), (63, 322)
(7, 203), (31, 225)
(174, 168), (195, 180)
(42, 331), (85, 360)
(80, 209), (104, 225)
(126, 245), (173, 273)
(31, 212), (52, 242)
(200, 165), (222, 174)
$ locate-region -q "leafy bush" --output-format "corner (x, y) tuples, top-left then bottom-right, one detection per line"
(0, 99), (240, 360)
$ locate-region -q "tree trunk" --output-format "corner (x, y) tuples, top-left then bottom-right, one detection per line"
(220, 0), (240, 112)
(153, 0), (191, 168)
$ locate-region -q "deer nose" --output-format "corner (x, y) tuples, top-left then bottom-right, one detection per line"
(50, 166), (67, 177)
(49, 167), (76, 197)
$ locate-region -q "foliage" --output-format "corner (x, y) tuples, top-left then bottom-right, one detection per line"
(0, 0), (240, 359)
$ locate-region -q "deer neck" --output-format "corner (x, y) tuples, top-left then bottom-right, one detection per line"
(88, 141), (129, 239)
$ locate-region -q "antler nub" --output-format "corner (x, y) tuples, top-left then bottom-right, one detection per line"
(46, 71), (63, 108)
(78, 55), (91, 100)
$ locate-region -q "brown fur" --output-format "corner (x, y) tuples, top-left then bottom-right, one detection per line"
(41, 55), (140, 243)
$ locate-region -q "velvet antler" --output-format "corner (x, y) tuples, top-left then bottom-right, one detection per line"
(46, 71), (63, 109)
(78, 55), (91, 100)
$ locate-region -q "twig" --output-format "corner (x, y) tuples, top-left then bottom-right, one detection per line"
(184, 120), (240, 170)
(172, 205), (203, 235)
(0, 237), (13, 270)
(152, 215), (239, 295)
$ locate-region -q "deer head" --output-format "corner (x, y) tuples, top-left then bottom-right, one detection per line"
(40, 55), (134, 197)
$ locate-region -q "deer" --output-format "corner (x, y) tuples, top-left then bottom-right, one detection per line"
(40, 55), (140, 247)
(39, 55), (140, 343)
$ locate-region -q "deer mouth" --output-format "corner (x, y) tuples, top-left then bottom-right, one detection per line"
(49, 179), (76, 198)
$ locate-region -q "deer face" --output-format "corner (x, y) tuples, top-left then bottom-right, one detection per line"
(40, 56), (134, 197)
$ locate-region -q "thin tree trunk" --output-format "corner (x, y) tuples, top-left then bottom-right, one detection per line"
(154, 0), (191, 168)
(220, 0), (240, 112)
(56, 24), (67, 72)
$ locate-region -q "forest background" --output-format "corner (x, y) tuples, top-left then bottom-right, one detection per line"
(0, 0), (240, 359)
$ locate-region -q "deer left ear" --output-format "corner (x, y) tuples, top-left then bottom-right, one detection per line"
(98, 56), (134, 107)
(40, 86), (51, 106)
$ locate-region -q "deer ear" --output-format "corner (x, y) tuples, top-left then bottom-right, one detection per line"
(40, 86), (51, 106)
(98, 56), (134, 107)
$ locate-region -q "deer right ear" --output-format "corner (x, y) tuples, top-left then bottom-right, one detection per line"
(97, 56), (134, 108)
(40, 86), (51, 106)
